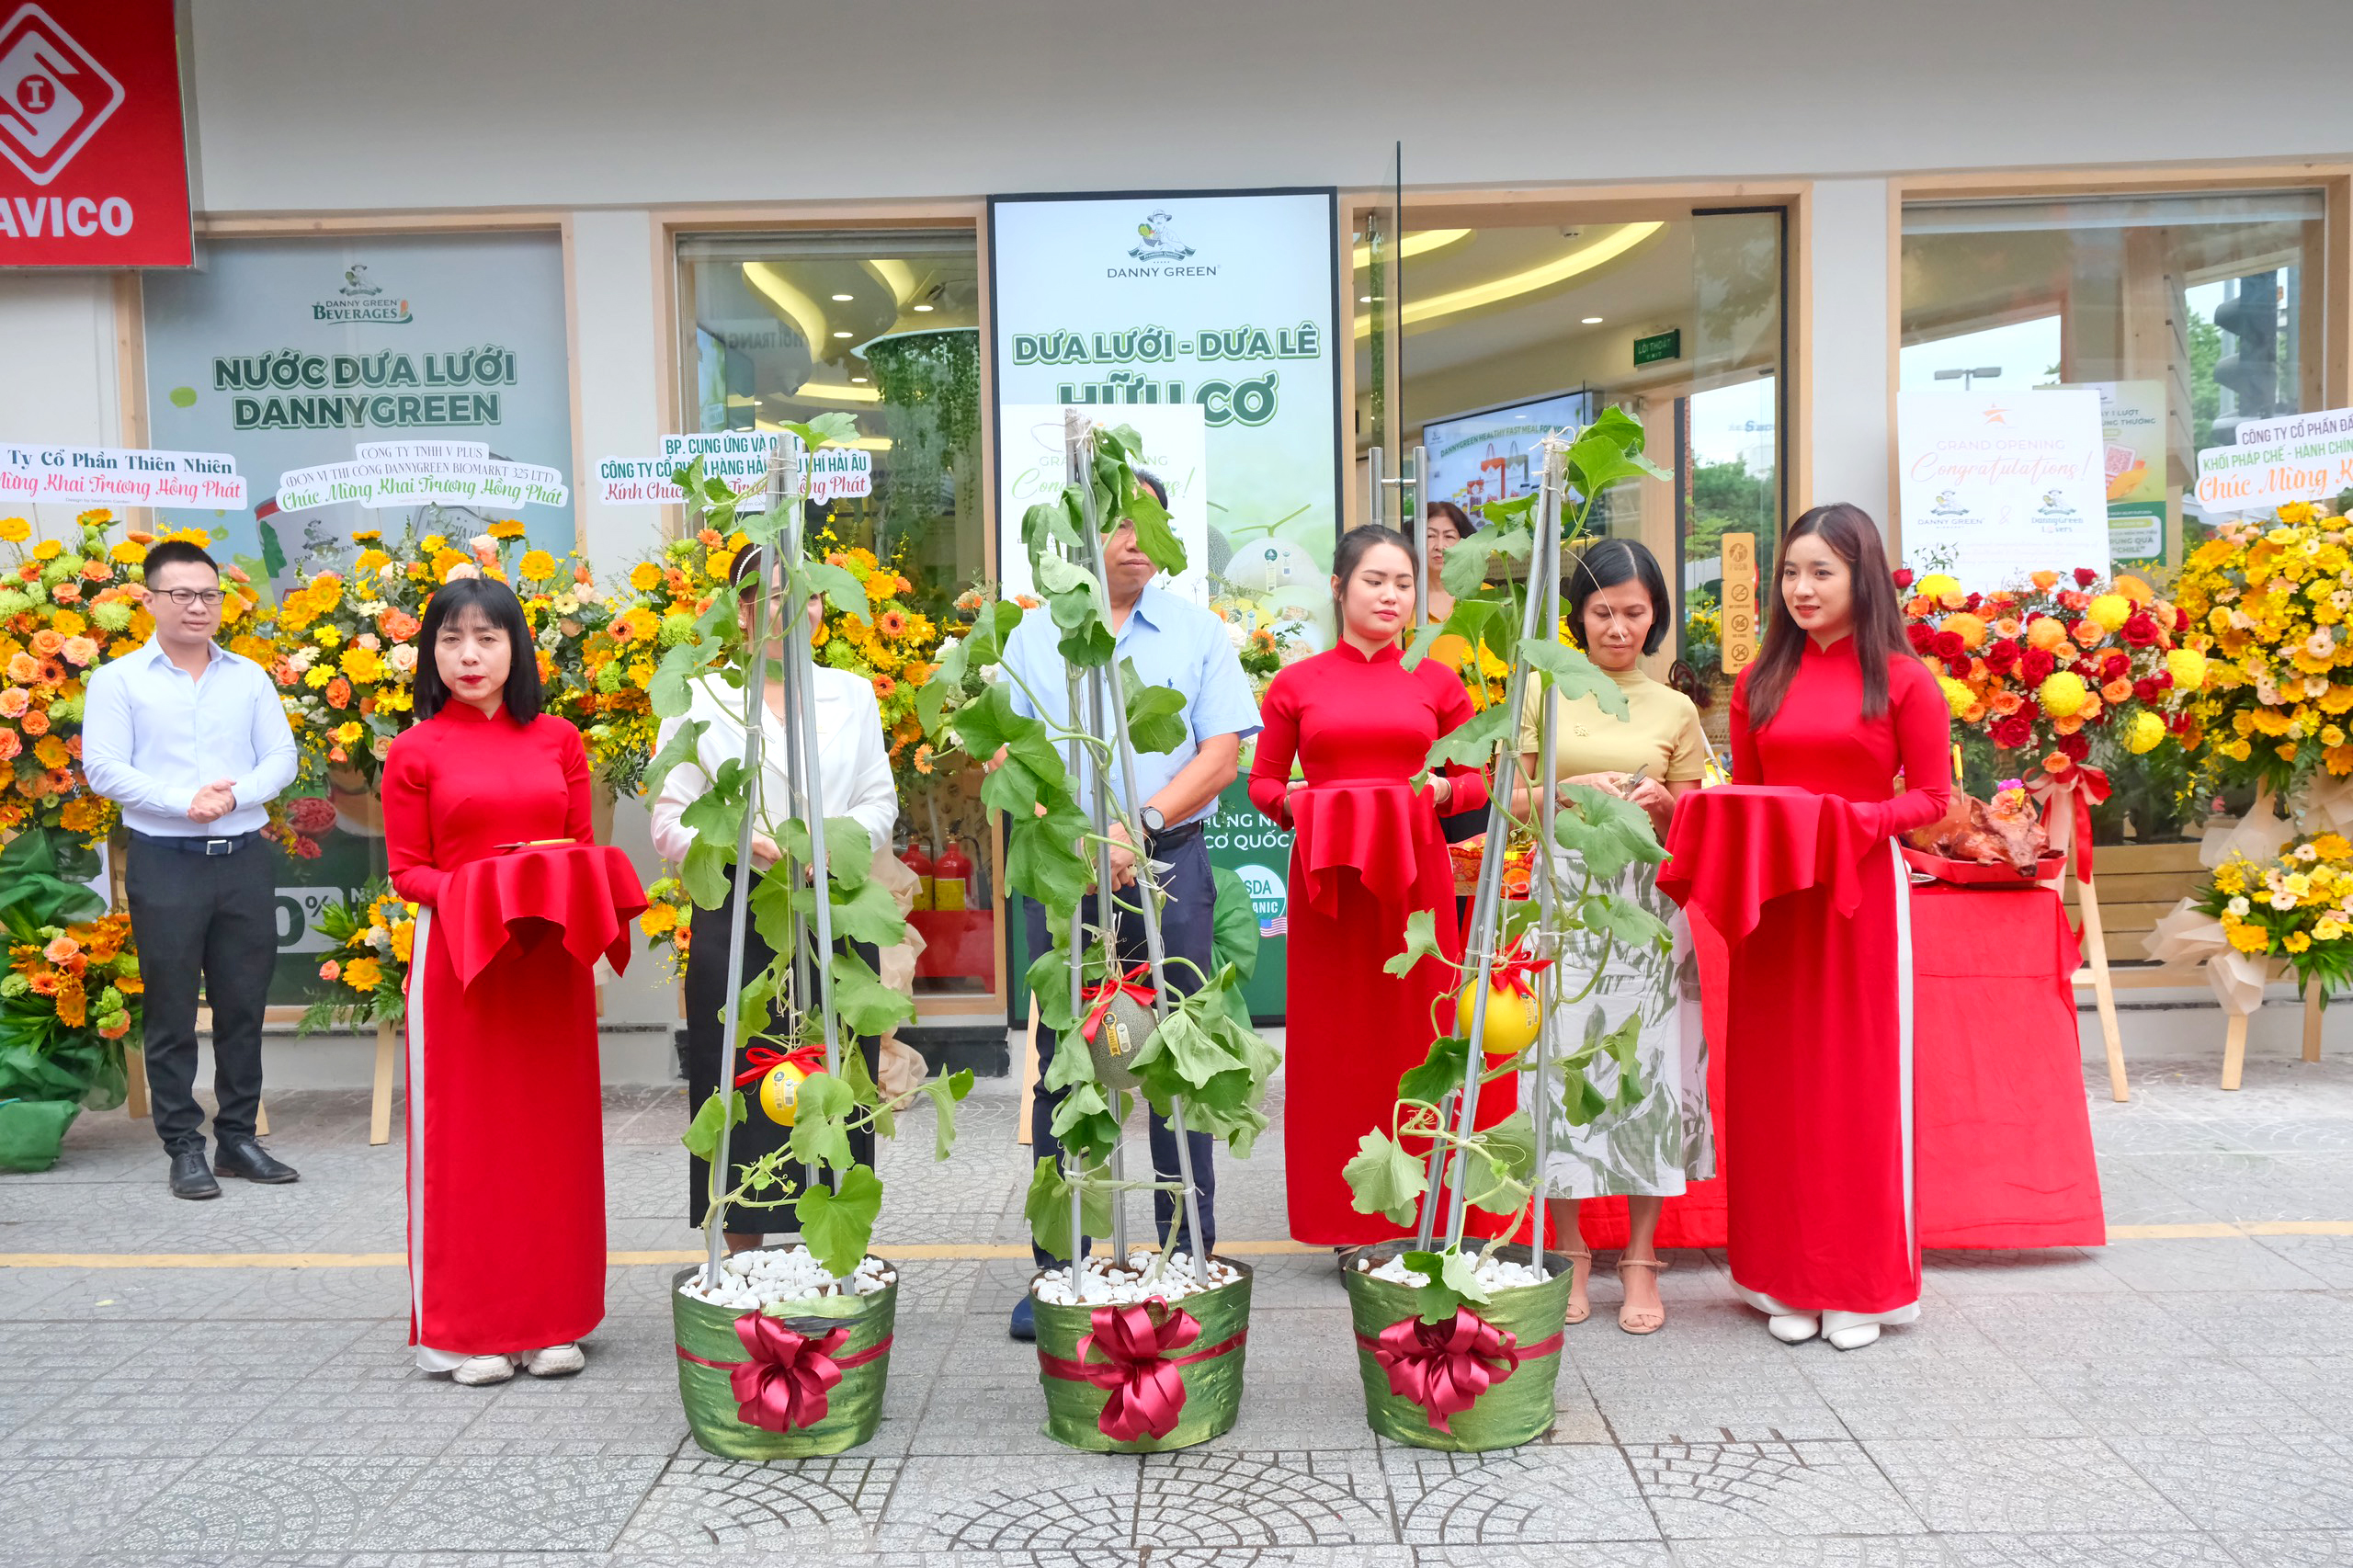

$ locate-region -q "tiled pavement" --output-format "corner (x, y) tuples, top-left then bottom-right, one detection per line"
(6, 1052), (2353, 1565)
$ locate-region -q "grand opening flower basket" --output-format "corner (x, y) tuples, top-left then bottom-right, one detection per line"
(1340, 1242), (1574, 1452)
(1031, 1258), (1253, 1453)
(670, 1253), (897, 1460)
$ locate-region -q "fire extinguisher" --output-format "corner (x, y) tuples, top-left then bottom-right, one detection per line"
(899, 839), (935, 912)
(932, 838), (974, 912)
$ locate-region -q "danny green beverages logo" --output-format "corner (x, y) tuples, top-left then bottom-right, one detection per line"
(1129, 209), (1194, 263)
(314, 263), (412, 324)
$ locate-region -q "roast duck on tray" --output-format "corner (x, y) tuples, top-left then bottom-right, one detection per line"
(1899, 786), (2063, 886)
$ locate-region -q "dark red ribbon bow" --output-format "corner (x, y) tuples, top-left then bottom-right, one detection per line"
(2027, 763), (2111, 883)
(1035, 1298), (1246, 1443)
(675, 1314), (893, 1433)
(1077, 964), (1157, 1044)
(733, 1041), (829, 1090)
(1358, 1306), (1561, 1432)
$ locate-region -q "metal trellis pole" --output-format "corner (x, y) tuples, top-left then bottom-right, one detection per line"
(1529, 436), (1568, 1267)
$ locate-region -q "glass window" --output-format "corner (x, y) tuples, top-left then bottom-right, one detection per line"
(675, 231), (995, 998)
(1901, 187), (2330, 568)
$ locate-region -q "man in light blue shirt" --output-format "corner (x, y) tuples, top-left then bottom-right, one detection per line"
(84, 539), (300, 1199)
(998, 471), (1260, 1339)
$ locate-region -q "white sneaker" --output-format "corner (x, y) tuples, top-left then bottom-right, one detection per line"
(451, 1354), (516, 1386)
(1768, 1312), (1821, 1344)
(524, 1343), (585, 1379)
(1823, 1312), (1881, 1351)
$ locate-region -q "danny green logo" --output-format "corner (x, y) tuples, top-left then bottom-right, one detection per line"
(1129, 209), (1194, 263)
(314, 263), (411, 324)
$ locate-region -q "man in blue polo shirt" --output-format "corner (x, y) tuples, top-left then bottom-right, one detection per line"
(999, 471), (1259, 1340)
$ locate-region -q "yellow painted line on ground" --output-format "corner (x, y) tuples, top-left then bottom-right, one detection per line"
(0, 1238), (1336, 1270)
(7, 1229), (2347, 1271)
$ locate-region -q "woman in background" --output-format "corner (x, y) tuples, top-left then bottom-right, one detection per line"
(1516, 539), (1711, 1335)
(651, 548), (895, 1253)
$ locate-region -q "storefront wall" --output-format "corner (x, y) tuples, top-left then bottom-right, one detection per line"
(5, 0), (2351, 1038)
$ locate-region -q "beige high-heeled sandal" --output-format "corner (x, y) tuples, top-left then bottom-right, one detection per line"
(1616, 1256), (1665, 1335)
(1563, 1247), (1594, 1325)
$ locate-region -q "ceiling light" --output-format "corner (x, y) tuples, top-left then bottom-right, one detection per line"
(1353, 223), (1664, 337)
(1582, 316), (1604, 324)
(1359, 295), (1373, 303)
(831, 292), (855, 301)
(850, 376), (868, 383)
(832, 330), (852, 338)
(792, 381), (881, 404)
(913, 303), (934, 312)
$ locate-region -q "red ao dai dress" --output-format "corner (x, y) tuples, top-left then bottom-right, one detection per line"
(1249, 642), (1517, 1246)
(1715, 635), (1950, 1325)
(384, 704), (645, 1369)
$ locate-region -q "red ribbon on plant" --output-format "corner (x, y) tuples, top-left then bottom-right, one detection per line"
(1481, 941), (1553, 1001)
(1356, 1306), (1563, 1432)
(733, 1041), (829, 1089)
(1035, 1298), (1248, 1442)
(675, 1312), (893, 1432)
(2027, 763), (2111, 883)
(1077, 963), (1157, 1044)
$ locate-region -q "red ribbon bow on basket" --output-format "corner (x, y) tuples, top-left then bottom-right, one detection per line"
(1358, 1306), (1563, 1433)
(1036, 1298), (1248, 1442)
(676, 1312), (893, 1432)
(2026, 763), (2111, 883)
(733, 1041), (829, 1090)
(1077, 964), (1157, 1044)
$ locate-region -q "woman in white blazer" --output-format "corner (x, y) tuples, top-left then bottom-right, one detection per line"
(650, 548), (896, 1252)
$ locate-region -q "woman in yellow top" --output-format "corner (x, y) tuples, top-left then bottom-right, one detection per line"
(1517, 538), (1711, 1335)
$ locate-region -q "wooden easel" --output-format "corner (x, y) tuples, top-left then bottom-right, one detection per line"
(370, 1018), (398, 1145)
(2048, 790), (2131, 1102)
(2220, 970), (2327, 1091)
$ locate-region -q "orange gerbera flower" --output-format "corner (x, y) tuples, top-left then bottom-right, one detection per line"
(871, 674), (897, 700)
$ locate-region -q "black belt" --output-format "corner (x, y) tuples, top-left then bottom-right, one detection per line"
(131, 829), (262, 857)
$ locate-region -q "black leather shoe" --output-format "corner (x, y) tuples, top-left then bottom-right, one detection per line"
(215, 1135), (299, 1184)
(169, 1149), (221, 1199)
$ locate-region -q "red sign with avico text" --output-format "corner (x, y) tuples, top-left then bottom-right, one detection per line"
(0, 0), (191, 267)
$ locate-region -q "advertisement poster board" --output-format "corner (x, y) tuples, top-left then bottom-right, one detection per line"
(142, 233), (578, 570)
(996, 402), (1209, 604)
(2063, 380), (2168, 570)
(1420, 389), (1595, 513)
(988, 188), (1342, 642)
(142, 233), (575, 1011)
(1897, 388), (2109, 588)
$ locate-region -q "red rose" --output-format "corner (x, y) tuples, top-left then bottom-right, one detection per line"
(2122, 612), (2159, 646)
(1906, 622), (1937, 653)
(1984, 640), (2020, 673)
(1990, 715), (2034, 750)
(1946, 657), (1973, 679)
(1932, 631), (1966, 660)
(2074, 658), (2103, 682)
(1893, 568), (1915, 589)
(2074, 568), (2099, 587)
(2020, 648), (2057, 684)
(2058, 732), (2091, 762)
(2132, 676), (2163, 704)
(1964, 593), (1984, 612)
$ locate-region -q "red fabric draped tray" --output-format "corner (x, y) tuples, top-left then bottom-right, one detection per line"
(1576, 791), (2104, 1251)
(436, 843), (650, 989)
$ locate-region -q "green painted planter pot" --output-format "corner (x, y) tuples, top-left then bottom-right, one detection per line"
(1340, 1243), (1574, 1452)
(1030, 1258), (1253, 1452)
(670, 1253), (897, 1460)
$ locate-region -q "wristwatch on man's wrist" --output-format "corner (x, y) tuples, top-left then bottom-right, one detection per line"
(1138, 804), (1167, 837)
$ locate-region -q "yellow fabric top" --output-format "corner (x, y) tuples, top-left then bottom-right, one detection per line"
(1516, 661), (1707, 781)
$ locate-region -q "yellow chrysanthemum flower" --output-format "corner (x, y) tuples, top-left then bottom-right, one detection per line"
(2039, 671), (2089, 719)
(1936, 676), (1975, 719)
(2165, 648), (2208, 690)
(2086, 594), (2132, 633)
(519, 550), (558, 582)
(629, 562), (663, 593)
(2125, 710), (2165, 754)
(0, 517), (29, 542)
(488, 519), (527, 540)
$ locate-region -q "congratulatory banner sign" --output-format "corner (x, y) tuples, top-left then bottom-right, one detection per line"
(988, 188), (1342, 632)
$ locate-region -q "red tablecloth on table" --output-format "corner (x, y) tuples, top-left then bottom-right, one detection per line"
(1573, 880), (2105, 1251)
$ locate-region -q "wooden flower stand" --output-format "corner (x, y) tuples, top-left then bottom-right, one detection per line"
(2220, 970), (2327, 1092)
(370, 1018), (398, 1145)
(2037, 782), (2130, 1102)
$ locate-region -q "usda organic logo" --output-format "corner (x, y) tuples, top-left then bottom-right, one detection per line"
(1234, 863), (1287, 938)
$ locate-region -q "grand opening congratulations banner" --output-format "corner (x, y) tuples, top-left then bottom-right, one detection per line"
(988, 188), (1342, 636)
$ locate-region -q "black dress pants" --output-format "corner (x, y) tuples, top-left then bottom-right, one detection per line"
(125, 834), (278, 1156)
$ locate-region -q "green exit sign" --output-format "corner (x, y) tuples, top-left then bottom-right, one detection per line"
(1633, 328), (1682, 367)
